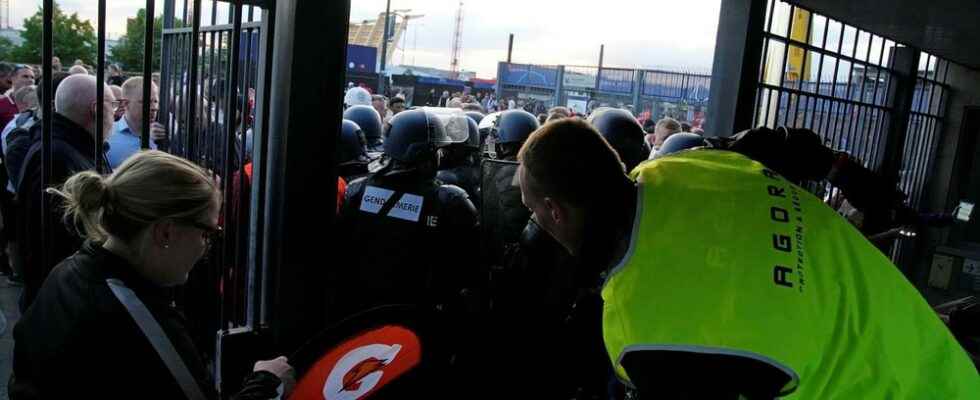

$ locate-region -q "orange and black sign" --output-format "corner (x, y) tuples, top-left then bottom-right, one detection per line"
(290, 325), (422, 400)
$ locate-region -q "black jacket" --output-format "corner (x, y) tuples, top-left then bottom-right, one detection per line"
(10, 241), (281, 400)
(333, 170), (480, 321)
(16, 113), (111, 312)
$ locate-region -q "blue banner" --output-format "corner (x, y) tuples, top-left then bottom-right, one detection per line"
(499, 63), (559, 88)
(346, 45), (378, 73)
(416, 76), (467, 87)
(598, 68), (634, 94)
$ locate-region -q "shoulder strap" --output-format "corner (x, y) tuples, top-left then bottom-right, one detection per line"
(377, 190), (405, 217)
(106, 279), (207, 400)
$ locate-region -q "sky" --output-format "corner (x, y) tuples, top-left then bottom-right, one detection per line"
(9, 0), (723, 78)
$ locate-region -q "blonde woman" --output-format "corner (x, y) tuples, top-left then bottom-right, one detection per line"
(11, 151), (292, 399)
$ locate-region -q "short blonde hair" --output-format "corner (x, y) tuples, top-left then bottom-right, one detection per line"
(48, 151), (219, 243)
(655, 117), (681, 134)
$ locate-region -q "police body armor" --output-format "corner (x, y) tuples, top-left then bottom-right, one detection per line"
(334, 109), (479, 321)
(480, 159), (530, 267)
(339, 173), (478, 317)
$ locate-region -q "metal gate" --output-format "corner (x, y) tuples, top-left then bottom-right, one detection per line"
(159, 1), (267, 339)
(752, 0), (951, 265)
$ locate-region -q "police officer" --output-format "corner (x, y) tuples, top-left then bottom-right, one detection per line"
(486, 110), (539, 247)
(588, 107), (649, 172)
(515, 119), (980, 398)
(343, 105), (384, 153)
(337, 119), (370, 182)
(477, 111), (501, 157)
(335, 109), (479, 320)
(437, 114), (483, 209)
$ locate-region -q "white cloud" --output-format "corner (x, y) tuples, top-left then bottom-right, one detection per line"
(7, 1), (722, 77)
(354, 0), (722, 76)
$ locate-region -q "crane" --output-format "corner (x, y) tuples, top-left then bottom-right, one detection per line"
(449, 1), (463, 79)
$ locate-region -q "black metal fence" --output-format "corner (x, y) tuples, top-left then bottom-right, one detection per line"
(753, 0), (951, 265)
(159, 1), (266, 338)
(29, 0), (273, 391)
(497, 61), (710, 124)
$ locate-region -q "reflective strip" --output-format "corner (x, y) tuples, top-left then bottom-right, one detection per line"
(107, 279), (207, 400)
(618, 344), (800, 396)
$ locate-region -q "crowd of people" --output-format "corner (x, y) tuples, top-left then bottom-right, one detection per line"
(0, 56), (975, 399)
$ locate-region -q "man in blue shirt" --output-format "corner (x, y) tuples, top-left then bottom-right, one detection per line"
(107, 77), (167, 169)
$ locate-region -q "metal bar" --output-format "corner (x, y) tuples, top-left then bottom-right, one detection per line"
(252, 5), (274, 328)
(211, 0), (217, 25)
(207, 30), (218, 168)
(224, 5), (243, 253)
(842, 28), (861, 103)
(183, 0), (189, 24)
(96, 0), (107, 173)
(40, 0), (54, 273)
(758, 82), (889, 112)
(909, 116), (930, 200)
(159, 0), (176, 138)
(870, 41), (888, 106)
(187, 1), (202, 162)
(164, 22), (263, 35)
(762, 32), (900, 75)
(142, 0), (157, 149)
(828, 25), (846, 99)
(789, 10), (814, 128)
(911, 117), (937, 206)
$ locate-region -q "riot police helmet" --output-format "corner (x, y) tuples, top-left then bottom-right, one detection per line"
(383, 108), (469, 164)
(495, 109), (540, 144)
(343, 105), (384, 142)
(338, 119), (368, 163)
(465, 111), (485, 126)
(651, 132), (707, 160)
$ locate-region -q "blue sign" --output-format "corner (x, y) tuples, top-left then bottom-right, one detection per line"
(598, 69), (634, 94)
(499, 63), (559, 88)
(346, 45), (378, 73)
(417, 76), (467, 87)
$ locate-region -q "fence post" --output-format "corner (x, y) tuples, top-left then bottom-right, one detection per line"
(705, 0), (768, 136)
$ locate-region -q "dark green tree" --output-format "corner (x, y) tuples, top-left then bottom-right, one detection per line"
(0, 37), (14, 61)
(10, 2), (97, 65)
(110, 8), (165, 71)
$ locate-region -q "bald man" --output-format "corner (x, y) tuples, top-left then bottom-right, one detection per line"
(17, 74), (116, 311)
(107, 77), (166, 169)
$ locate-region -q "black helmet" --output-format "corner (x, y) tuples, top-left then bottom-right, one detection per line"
(465, 111), (485, 126)
(383, 109), (467, 164)
(463, 115), (480, 149)
(590, 108), (648, 171)
(652, 132), (707, 160)
(338, 119), (368, 164)
(495, 110), (539, 144)
(343, 105), (384, 142)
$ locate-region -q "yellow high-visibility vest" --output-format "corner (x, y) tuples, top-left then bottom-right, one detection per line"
(603, 150), (980, 398)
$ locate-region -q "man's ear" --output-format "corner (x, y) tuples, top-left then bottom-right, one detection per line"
(543, 196), (563, 224)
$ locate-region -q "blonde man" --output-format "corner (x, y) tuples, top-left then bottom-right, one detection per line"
(647, 117), (681, 157)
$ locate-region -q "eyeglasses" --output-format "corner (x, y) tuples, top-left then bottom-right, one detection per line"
(185, 220), (223, 249)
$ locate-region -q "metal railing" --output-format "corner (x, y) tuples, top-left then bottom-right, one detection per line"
(753, 0), (898, 169)
(159, 0), (268, 337)
(753, 0), (952, 267)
